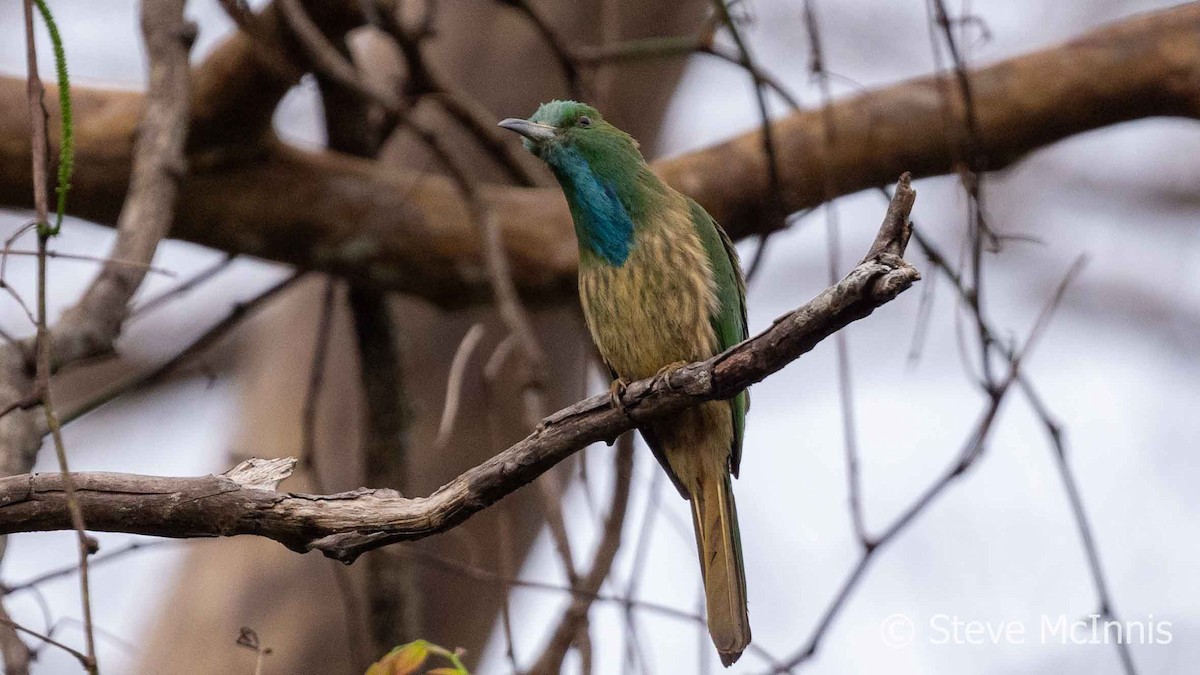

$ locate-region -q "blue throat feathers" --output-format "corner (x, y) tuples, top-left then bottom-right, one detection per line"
(549, 147), (635, 267)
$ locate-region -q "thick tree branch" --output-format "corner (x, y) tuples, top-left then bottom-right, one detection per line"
(0, 4), (1195, 306)
(0, 177), (919, 562)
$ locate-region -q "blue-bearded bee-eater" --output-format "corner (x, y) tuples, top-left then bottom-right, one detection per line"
(500, 101), (752, 666)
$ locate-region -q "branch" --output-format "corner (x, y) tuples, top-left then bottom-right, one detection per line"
(0, 592), (30, 675)
(0, 5), (1194, 305)
(45, 2), (195, 368)
(528, 434), (634, 675)
(770, 254), (1083, 672)
(0, 177), (919, 562)
(901, 203), (1136, 674)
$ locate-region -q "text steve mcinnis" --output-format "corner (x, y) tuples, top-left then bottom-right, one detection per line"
(926, 613), (1174, 646)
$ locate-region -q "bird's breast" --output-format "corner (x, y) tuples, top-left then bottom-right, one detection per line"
(579, 213), (719, 381)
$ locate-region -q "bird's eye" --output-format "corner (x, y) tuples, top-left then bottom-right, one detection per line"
(577, 116), (592, 128)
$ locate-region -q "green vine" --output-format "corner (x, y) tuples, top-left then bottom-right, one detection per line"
(33, 0), (73, 237)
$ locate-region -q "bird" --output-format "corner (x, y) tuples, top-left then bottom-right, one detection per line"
(500, 101), (751, 666)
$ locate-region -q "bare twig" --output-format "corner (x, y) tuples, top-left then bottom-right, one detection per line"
(497, 0), (583, 97)
(0, 617), (89, 670)
(407, 129), (549, 411)
(374, 10), (541, 186)
(275, 0), (403, 113)
(130, 253), (234, 317)
(0, 593), (30, 675)
(528, 433), (634, 674)
(0, 249), (176, 275)
(621, 469), (664, 673)
(58, 273), (304, 429)
(433, 323), (487, 451)
(711, 0), (787, 285)
(3, 540), (166, 595)
(770, 256), (1083, 673)
(44, 0), (195, 370)
(298, 278), (338, 491)
(409, 122), (578, 582)
(926, 0), (996, 388)
(801, 0), (870, 549)
(898, 197), (1136, 675)
(496, 507), (520, 672)
(23, 1), (97, 669)
(392, 543), (788, 669)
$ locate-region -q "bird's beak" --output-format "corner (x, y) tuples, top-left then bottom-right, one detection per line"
(498, 118), (557, 143)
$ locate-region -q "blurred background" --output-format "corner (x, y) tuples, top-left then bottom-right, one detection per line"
(0, 0), (1196, 673)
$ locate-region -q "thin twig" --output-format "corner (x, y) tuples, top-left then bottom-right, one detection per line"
(0, 617), (89, 670)
(275, 0), (402, 113)
(391, 543), (789, 669)
(572, 34), (705, 66)
(23, 0), (96, 669)
(411, 122), (578, 582)
(299, 277), (338, 492)
(802, 0), (869, 548)
(433, 323), (486, 452)
(496, 507), (520, 672)
(0, 224), (40, 329)
(927, 0), (996, 389)
(130, 253), (234, 317)
(479, 333), (526, 673)
(58, 273), (304, 429)
(0, 249), (176, 275)
(712, 0), (787, 278)
(0, 591), (31, 675)
(770, 256), (1085, 673)
(498, 0), (583, 98)
(528, 433), (634, 674)
(374, 11), (540, 186)
(896, 194), (1136, 674)
(620, 469), (663, 674)
(3, 540), (166, 595)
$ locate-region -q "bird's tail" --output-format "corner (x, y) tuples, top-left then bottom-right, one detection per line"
(690, 470), (751, 667)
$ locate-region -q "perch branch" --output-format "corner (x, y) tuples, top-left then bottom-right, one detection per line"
(0, 177), (919, 562)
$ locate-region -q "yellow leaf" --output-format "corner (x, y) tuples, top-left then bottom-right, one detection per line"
(426, 669), (466, 675)
(365, 641), (429, 675)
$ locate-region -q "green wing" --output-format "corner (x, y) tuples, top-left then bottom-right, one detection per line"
(688, 198), (749, 476)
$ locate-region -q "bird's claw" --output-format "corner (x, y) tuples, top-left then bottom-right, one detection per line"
(654, 361), (689, 389)
(608, 377), (631, 417)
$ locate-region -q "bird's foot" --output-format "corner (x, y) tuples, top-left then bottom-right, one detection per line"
(608, 377), (632, 417)
(654, 361), (689, 389)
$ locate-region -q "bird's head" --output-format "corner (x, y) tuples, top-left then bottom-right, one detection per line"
(498, 100), (644, 175)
